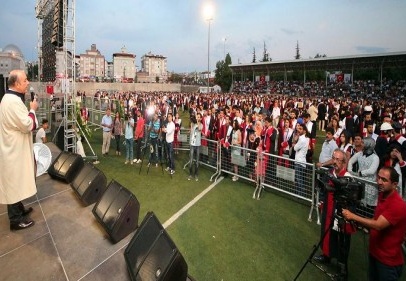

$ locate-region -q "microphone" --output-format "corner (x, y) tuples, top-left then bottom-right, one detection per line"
(30, 87), (35, 102)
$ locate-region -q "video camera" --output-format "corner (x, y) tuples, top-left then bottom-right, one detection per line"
(316, 169), (365, 209)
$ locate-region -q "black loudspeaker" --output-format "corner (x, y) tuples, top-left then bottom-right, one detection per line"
(92, 180), (140, 243)
(48, 151), (84, 183)
(124, 212), (188, 281)
(70, 162), (107, 206)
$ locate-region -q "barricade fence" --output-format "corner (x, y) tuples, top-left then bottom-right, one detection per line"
(260, 152), (315, 203)
(74, 97), (379, 222)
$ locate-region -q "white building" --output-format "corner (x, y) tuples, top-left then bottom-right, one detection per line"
(113, 46), (136, 82)
(79, 44), (106, 80)
(139, 52), (167, 83)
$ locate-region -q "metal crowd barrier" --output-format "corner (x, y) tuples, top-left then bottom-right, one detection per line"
(76, 97), (381, 225)
(182, 138), (220, 182)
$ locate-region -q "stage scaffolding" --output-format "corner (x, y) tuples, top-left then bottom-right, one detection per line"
(36, 0), (77, 153)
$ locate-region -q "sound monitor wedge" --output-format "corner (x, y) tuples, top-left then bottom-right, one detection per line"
(124, 212), (188, 281)
(92, 180), (140, 243)
(70, 162), (107, 206)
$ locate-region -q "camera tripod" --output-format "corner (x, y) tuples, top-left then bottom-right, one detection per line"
(138, 134), (173, 177)
(294, 210), (350, 281)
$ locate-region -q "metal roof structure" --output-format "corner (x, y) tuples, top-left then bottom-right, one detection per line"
(229, 51), (406, 74)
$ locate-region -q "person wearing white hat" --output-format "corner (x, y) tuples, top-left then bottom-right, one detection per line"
(375, 122), (393, 159)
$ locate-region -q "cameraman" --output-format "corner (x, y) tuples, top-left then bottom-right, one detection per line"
(314, 149), (355, 279)
(342, 166), (406, 281)
(188, 113), (203, 181)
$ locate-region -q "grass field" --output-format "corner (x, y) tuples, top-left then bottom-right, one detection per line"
(79, 118), (371, 281)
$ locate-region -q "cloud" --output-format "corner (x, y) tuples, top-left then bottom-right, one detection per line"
(355, 46), (389, 54)
(280, 28), (303, 36)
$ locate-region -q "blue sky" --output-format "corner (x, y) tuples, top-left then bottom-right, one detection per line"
(0, 0), (405, 73)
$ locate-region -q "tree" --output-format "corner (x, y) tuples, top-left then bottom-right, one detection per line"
(168, 72), (183, 83)
(27, 63), (38, 81)
(252, 47), (256, 63)
(314, 53), (327, 58)
(261, 41), (270, 62)
(214, 53), (233, 92)
(295, 41), (301, 60)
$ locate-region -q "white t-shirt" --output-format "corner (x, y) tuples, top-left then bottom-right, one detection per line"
(165, 121), (175, 143)
(35, 128), (46, 143)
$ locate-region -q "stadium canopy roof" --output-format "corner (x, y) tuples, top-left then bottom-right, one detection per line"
(229, 51), (406, 74)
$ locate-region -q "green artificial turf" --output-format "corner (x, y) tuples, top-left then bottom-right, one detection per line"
(79, 119), (369, 281)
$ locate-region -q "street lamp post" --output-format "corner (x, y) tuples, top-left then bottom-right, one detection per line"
(223, 37), (227, 59)
(203, 2), (214, 94)
(207, 18), (212, 93)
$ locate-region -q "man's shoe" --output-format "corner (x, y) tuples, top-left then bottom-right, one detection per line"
(10, 219), (35, 231)
(22, 207), (33, 216)
(313, 254), (330, 264)
(165, 167), (170, 172)
(147, 162), (151, 167)
(170, 170), (175, 175)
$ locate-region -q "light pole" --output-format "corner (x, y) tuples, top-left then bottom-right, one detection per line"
(203, 2), (214, 94)
(223, 37), (227, 59)
(207, 18), (212, 93)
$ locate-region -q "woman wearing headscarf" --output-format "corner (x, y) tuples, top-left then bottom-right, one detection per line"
(348, 137), (380, 207)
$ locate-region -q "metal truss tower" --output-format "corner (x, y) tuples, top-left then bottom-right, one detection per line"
(36, 0), (76, 152)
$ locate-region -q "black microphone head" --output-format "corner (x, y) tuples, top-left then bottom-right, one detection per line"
(31, 92), (35, 102)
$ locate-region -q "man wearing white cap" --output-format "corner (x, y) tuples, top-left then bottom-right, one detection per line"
(376, 122), (393, 159)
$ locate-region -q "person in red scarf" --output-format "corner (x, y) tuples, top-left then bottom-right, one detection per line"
(313, 149), (356, 279)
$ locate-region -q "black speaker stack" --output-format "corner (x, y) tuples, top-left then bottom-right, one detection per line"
(124, 212), (189, 281)
(45, 148), (193, 280)
(70, 162), (107, 206)
(92, 180), (140, 244)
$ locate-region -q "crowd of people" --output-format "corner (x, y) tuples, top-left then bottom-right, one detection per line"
(0, 69), (405, 281)
(86, 79), (405, 199)
(87, 78), (406, 281)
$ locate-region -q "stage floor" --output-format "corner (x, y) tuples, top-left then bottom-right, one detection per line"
(0, 144), (132, 281)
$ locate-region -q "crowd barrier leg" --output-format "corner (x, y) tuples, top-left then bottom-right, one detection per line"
(210, 141), (221, 182)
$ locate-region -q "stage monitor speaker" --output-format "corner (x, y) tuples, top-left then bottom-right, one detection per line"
(124, 212), (188, 281)
(70, 162), (107, 206)
(92, 180), (140, 244)
(48, 151), (84, 183)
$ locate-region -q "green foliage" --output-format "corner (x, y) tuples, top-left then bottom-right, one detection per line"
(295, 41), (301, 60)
(75, 102), (92, 138)
(214, 53), (233, 92)
(114, 100), (124, 117)
(314, 53), (327, 58)
(168, 72), (184, 83)
(27, 63), (38, 81)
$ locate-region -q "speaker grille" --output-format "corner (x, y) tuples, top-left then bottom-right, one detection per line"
(92, 180), (139, 243)
(70, 162), (107, 206)
(125, 212), (188, 281)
